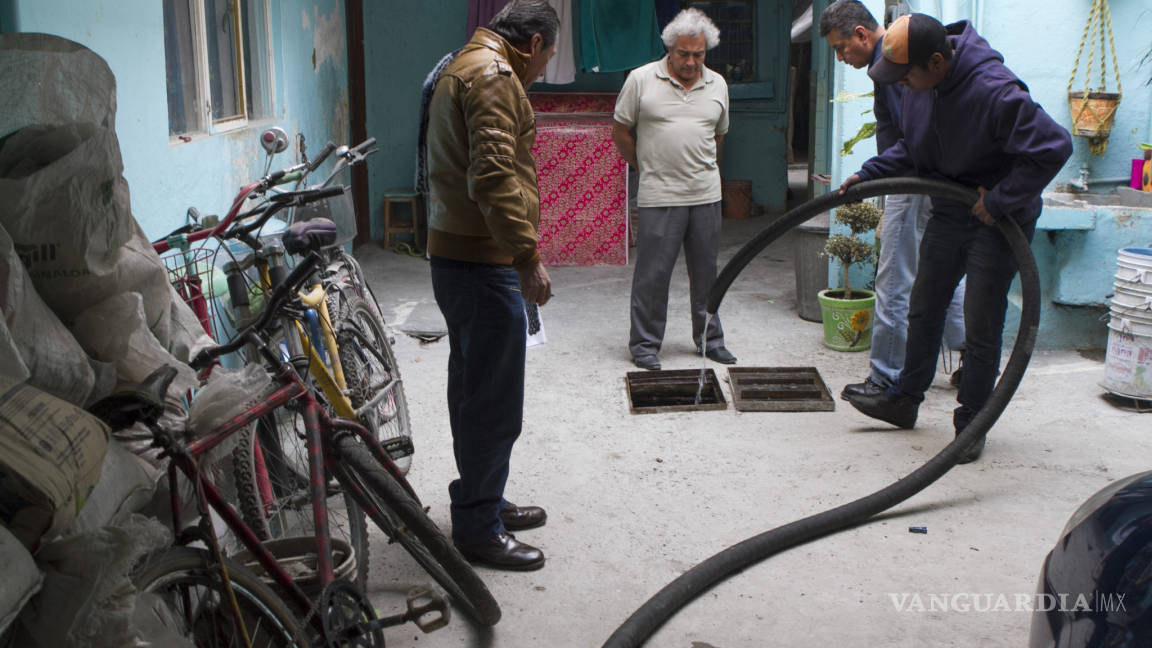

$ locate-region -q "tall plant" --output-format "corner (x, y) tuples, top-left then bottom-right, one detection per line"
(822, 201), (882, 300)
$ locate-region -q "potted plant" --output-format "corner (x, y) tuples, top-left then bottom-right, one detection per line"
(817, 200), (882, 351)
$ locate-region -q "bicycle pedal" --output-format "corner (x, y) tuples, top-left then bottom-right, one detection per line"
(405, 586), (450, 633)
(383, 436), (414, 459)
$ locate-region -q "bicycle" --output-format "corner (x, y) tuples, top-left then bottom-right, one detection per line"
(199, 157), (412, 590)
(92, 227), (501, 645)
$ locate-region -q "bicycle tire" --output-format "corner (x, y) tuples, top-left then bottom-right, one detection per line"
(331, 433), (502, 626)
(232, 411), (370, 592)
(131, 546), (309, 647)
(333, 293), (413, 475)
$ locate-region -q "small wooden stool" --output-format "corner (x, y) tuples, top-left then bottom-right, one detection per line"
(381, 188), (425, 251)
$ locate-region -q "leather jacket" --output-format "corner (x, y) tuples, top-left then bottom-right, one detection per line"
(426, 28), (541, 268)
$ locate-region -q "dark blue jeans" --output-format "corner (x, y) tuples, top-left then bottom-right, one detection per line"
(430, 256), (526, 543)
(894, 212), (1035, 432)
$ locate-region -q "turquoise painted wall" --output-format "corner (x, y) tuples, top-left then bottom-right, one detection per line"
(0, 0), (349, 241)
(363, 0), (464, 241)
(824, 0), (1152, 349)
(363, 1), (794, 225)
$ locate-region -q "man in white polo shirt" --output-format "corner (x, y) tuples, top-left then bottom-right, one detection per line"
(612, 7), (735, 371)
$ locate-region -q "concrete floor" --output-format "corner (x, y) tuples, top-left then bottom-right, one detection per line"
(351, 216), (1150, 647)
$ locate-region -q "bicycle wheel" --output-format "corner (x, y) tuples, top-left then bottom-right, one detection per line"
(333, 293), (413, 475)
(232, 412), (370, 592)
(131, 546), (309, 647)
(330, 433), (501, 626)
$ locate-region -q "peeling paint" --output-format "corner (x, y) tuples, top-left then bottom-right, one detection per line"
(311, 6), (344, 73)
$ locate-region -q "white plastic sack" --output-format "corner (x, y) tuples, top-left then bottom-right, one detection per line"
(0, 377), (109, 549)
(0, 524), (42, 636)
(67, 442), (159, 535)
(69, 292), (199, 468)
(0, 223), (96, 404)
(0, 34), (188, 356)
(11, 514), (178, 648)
(187, 363), (272, 456)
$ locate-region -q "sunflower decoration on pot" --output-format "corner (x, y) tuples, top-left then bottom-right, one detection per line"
(817, 200), (882, 352)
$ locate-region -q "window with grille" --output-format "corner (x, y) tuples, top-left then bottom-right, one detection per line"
(163, 0), (273, 138)
(683, 0), (756, 82)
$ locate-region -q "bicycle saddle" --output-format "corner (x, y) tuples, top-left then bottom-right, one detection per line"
(283, 217), (338, 254)
(87, 365), (178, 431)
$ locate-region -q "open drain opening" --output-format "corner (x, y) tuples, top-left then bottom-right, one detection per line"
(625, 369), (727, 414)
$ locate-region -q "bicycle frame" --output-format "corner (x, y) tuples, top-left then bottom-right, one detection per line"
(163, 350), (410, 635)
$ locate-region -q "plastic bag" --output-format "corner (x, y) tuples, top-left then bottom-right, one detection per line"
(11, 514), (180, 648)
(0, 223), (96, 404)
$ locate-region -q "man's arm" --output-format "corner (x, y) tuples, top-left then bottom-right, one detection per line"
(463, 72), (540, 263)
(612, 120), (639, 169)
(715, 134), (724, 171)
(981, 84), (1073, 222)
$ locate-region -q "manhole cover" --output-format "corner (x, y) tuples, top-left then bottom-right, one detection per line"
(727, 367), (835, 412)
(625, 369), (727, 414)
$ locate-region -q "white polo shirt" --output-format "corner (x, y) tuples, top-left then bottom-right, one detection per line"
(613, 57), (729, 208)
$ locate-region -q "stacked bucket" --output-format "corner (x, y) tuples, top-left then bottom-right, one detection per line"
(1102, 247), (1152, 401)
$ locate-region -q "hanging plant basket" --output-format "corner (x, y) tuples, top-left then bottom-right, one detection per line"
(1066, 0), (1122, 155)
(1068, 91), (1120, 138)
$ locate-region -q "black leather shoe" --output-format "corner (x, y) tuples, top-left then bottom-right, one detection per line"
(704, 346), (737, 364)
(499, 501), (547, 531)
(840, 377), (885, 400)
(846, 391), (919, 429)
(956, 432), (985, 464)
(455, 532), (545, 571)
(633, 354), (661, 370)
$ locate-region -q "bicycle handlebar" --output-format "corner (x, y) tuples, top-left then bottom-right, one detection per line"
(308, 141), (337, 173)
(189, 251), (324, 370)
(349, 137), (376, 156)
(221, 185), (347, 249)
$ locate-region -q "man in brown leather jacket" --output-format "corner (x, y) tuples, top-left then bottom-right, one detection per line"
(425, 0), (557, 571)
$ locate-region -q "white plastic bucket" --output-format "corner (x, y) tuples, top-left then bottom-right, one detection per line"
(1102, 248), (1152, 399)
(1116, 247), (1152, 285)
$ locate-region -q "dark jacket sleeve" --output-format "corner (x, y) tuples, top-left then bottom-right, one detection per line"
(982, 83), (1073, 221)
(857, 137), (915, 181)
(872, 85), (900, 154)
(463, 71), (541, 267)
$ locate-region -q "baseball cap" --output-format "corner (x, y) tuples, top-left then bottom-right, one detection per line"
(868, 13), (948, 85)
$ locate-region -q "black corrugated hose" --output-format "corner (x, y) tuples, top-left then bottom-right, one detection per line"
(603, 178), (1041, 647)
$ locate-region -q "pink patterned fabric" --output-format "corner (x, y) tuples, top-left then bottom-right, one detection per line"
(532, 118), (628, 266)
(530, 92), (618, 114)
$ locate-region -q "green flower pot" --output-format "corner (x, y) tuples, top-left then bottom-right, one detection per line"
(817, 289), (876, 352)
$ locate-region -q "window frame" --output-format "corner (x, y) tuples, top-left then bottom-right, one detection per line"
(165, 0), (274, 142)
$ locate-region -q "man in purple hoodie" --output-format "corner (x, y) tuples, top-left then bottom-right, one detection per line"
(839, 13), (1072, 463)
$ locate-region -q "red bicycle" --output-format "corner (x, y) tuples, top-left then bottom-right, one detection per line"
(97, 203), (500, 647)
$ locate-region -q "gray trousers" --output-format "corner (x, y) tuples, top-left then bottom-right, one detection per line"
(629, 202), (725, 357)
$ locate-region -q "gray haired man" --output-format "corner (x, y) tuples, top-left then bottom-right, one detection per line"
(612, 7), (736, 371)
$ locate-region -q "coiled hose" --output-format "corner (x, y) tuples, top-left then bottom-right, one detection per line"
(603, 178), (1041, 647)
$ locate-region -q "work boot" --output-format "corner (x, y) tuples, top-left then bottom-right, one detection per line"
(633, 354), (660, 371)
(846, 391), (919, 429)
(841, 377), (885, 400)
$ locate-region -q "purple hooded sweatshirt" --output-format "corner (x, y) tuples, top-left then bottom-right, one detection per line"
(855, 21), (1072, 224)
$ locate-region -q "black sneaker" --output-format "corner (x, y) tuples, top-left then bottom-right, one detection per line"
(845, 391), (920, 429)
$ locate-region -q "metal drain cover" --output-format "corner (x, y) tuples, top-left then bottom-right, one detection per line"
(727, 367), (835, 412)
(625, 369), (727, 414)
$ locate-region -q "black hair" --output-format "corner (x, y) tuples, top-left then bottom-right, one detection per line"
(818, 0), (879, 39)
(488, 0), (560, 51)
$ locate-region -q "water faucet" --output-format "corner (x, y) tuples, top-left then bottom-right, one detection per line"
(1069, 166), (1090, 192)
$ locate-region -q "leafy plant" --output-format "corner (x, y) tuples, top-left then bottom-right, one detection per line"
(831, 90), (877, 156)
(822, 201), (882, 300)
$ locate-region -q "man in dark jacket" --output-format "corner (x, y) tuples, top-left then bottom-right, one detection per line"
(819, 0), (966, 403)
(425, 0), (557, 570)
(839, 13), (1072, 463)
